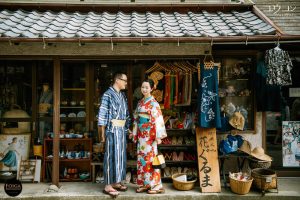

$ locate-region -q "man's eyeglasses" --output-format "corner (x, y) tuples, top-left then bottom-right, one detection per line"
(118, 78), (128, 83)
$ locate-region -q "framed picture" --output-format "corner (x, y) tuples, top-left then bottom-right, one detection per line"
(282, 121), (300, 167)
(0, 134), (31, 171)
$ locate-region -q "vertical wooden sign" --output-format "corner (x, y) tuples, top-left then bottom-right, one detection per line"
(196, 127), (221, 192)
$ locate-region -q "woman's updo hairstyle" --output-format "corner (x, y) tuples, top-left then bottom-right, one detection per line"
(143, 79), (155, 89)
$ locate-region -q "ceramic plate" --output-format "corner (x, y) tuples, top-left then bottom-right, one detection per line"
(68, 113), (76, 118)
(77, 111), (86, 117)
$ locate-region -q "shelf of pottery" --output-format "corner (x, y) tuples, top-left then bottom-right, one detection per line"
(43, 138), (92, 182)
(60, 88), (87, 122)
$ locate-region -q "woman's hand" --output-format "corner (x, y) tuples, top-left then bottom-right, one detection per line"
(128, 133), (133, 139)
(128, 130), (137, 143)
(128, 130), (133, 139)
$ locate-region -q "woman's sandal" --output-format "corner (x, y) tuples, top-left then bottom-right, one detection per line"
(177, 151), (184, 161)
(103, 189), (119, 198)
(171, 136), (177, 145)
(136, 186), (150, 193)
(184, 136), (191, 145)
(177, 136), (183, 145)
(147, 187), (165, 194)
(163, 167), (171, 177)
(164, 152), (172, 160)
(112, 183), (128, 191)
(172, 151), (178, 161)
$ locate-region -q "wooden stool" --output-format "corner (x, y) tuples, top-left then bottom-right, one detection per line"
(91, 162), (103, 183)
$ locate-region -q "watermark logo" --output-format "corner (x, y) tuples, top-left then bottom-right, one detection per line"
(267, 3), (297, 16)
(4, 178), (22, 197)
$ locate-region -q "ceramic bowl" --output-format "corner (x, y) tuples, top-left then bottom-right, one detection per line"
(79, 172), (90, 180)
(70, 101), (77, 106)
(61, 101), (68, 106)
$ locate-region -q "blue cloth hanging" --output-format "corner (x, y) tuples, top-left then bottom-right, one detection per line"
(197, 64), (221, 128)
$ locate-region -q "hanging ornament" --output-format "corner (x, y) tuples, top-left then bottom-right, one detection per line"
(150, 71), (164, 81)
(203, 54), (215, 70)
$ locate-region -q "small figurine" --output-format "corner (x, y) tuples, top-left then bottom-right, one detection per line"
(226, 85), (236, 96)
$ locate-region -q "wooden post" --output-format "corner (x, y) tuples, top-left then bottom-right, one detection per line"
(52, 58), (60, 187)
(196, 127), (221, 193)
(262, 112), (266, 150)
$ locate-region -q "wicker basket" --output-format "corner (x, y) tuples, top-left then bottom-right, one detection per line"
(229, 177), (253, 195)
(172, 173), (197, 191)
(249, 159), (272, 169)
(251, 168), (277, 191)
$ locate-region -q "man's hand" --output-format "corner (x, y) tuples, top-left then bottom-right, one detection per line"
(98, 126), (106, 143)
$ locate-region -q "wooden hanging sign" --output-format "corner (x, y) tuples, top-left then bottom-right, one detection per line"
(196, 127), (221, 193)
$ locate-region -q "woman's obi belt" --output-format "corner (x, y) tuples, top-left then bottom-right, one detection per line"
(111, 119), (126, 127)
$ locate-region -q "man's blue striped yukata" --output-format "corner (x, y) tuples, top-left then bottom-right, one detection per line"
(98, 86), (131, 185)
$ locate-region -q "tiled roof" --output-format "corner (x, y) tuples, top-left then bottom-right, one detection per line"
(0, 9), (277, 38)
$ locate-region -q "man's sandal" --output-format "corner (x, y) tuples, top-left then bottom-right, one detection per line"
(103, 189), (119, 198)
(136, 186), (150, 193)
(112, 183), (128, 191)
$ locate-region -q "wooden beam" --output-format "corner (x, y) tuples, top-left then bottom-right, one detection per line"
(87, 63), (95, 131)
(52, 57), (60, 187)
(127, 63), (133, 112)
(31, 62), (37, 145)
(0, 43), (211, 57)
(2, 35), (300, 44)
(0, 3), (253, 13)
(262, 112), (266, 150)
(85, 63), (91, 130)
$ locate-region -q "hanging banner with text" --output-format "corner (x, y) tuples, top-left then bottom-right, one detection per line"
(196, 127), (221, 193)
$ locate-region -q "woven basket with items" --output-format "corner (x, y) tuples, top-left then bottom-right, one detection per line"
(172, 173), (197, 191)
(229, 172), (253, 195)
(251, 168), (277, 192)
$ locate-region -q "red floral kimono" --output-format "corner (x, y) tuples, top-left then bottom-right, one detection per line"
(132, 96), (166, 189)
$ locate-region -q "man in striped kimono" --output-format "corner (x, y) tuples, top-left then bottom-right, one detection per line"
(98, 72), (131, 197)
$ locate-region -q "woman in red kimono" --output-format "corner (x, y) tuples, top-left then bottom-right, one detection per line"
(130, 79), (167, 194)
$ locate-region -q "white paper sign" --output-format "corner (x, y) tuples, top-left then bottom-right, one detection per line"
(289, 88), (300, 97)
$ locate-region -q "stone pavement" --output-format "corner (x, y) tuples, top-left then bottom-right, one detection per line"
(0, 178), (300, 200)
